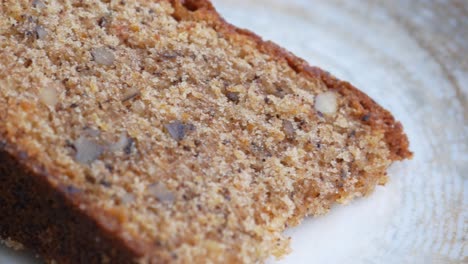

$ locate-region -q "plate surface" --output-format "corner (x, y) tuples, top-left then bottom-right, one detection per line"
(1, 0), (466, 263)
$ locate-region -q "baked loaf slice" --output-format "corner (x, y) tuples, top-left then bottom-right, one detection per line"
(0, 0), (412, 263)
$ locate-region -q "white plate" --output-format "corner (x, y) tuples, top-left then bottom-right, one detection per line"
(1, 0), (466, 263)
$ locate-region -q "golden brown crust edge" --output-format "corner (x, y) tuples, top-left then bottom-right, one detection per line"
(172, 0), (412, 161)
(0, 1), (412, 263)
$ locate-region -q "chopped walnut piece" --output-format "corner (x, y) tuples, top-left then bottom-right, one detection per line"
(148, 183), (175, 203)
(91, 47), (115, 66)
(121, 88), (140, 102)
(315, 91), (338, 115)
(131, 100), (146, 113)
(74, 136), (103, 164)
(282, 120), (295, 139)
(32, 0), (46, 9)
(124, 137), (135, 154)
(225, 92), (240, 103)
(39, 86), (58, 106)
(164, 121), (191, 141)
(34, 25), (47, 40)
(98, 16), (110, 27)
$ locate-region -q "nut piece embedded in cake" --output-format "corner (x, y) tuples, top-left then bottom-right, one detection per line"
(38, 86), (58, 106)
(91, 47), (115, 66)
(315, 91), (338, 115)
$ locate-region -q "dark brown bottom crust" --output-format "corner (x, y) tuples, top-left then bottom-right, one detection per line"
(0, 150), (137, 264)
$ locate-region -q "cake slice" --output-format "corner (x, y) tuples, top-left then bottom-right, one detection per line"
(0, 0), (412, 263)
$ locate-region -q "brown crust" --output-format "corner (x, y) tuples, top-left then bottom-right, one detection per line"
(0, 143), (144, 264)
(0, 0), (412, 263)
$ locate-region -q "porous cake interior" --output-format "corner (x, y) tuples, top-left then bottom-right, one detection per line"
(0, 0), (396, 262)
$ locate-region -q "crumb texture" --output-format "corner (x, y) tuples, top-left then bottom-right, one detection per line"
(0, 0), (409, 263)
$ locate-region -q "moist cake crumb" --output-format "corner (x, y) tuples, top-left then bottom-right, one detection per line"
(0, 0), (411, 263)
